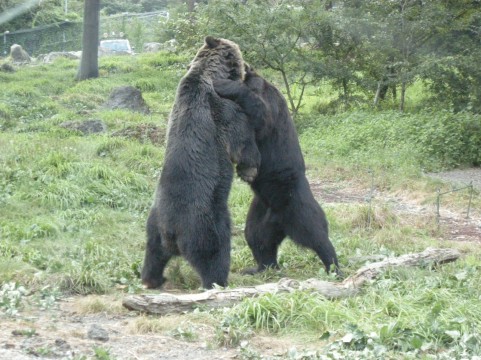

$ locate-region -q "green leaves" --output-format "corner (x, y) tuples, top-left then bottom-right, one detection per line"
(300, 109), (481, 172)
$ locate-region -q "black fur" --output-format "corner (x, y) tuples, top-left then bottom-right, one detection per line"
(141, 38), (266, 289)
(214, 66), (341, 275)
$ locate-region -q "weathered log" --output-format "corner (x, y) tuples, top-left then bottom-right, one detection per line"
(123, 247), (460, 315)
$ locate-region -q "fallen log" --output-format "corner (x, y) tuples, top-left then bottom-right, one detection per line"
(123, 247), (460, 315)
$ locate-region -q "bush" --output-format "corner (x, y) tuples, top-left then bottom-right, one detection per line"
(300, 110), (481, 172)
(413, 110), (481, 169)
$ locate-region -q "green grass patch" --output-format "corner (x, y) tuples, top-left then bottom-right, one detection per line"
(1, 51), (480, 359)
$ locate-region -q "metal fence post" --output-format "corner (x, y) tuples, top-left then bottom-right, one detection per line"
(435, 183), (474, 227)
(467, 182), (473, 219)
(367, 169), (374, 229)
(3, 31), (9, 57)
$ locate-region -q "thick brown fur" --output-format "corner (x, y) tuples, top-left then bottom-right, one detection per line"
(141, 38), (267, 289)
(214, 66), (341, 276)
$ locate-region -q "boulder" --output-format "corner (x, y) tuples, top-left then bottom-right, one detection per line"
(143, 40), (177, 53)
(143, 42), (162, 53)
(10, 44), (31, 63)
(163, 39), (177, 52)
(103, 86), (150, 114)
(41, 51), (81, 63)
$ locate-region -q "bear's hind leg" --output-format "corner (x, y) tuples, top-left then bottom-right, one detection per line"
(141, 210), (173, 289)
(196, 246), (230, 289)
(243, 196), (285, 274)
(285, 196), (340, 275)
(183, 218), (231, 289)
(188, 245), (230, 289)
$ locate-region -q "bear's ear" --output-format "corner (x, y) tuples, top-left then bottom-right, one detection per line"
(244, 63), (255, 78)
(205, 36), (220, 49)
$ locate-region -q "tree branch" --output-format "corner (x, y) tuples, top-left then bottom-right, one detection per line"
(123, 248), (460, 315)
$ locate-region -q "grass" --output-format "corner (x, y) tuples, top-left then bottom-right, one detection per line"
(1, 51), (480, 359)
(220, 264), (481, 358)
(74, 295), (127, 315)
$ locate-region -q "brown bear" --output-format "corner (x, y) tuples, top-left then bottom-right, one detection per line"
(214, 66), (341, 276)
(141, 37), (268, 289)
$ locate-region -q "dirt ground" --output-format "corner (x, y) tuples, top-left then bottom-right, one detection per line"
(1, 168), (480, 360)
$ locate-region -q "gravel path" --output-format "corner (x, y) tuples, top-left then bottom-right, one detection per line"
(427, 168), (481, 191)
(311, 167), (481, 243)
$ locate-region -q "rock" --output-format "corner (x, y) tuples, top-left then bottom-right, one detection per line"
(163, 39), (177, 52)
(59, 119), (107, 135)
(40, 51), (81, 63)
(54, 338), (71, 352)
(9, 44), (31, 63)
(143, 40), (177, 53)
(103, 86), (150, 114)
(0, 63), (15, 72)
(143, 42), (162, 53)
(87, 324), (109, 342)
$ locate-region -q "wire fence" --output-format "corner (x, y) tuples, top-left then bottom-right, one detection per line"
(2, 10), (169, 57)
(436, 183), (474, 227)
(364, 170), (476, 231)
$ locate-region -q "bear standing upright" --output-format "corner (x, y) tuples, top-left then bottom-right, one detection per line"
(141, 37), (268, 289)
(214, 66), (340, 275)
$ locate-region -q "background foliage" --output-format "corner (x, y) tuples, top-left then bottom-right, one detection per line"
(1, 1), (481, 358)
(3, 0), (480, 114)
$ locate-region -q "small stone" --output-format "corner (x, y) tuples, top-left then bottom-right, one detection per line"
(0, 63), (15, 72)
(87, 324), (109, 342)
(54, 338), (71, 351)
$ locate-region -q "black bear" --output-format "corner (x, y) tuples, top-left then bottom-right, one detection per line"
(141, 37), (268, 289)
(214, 66), (340, 275)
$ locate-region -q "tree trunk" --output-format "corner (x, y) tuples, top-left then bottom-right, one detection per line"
(341, 78), (349, 111)
(280, 69), (298, 118)
(374, 81), (382, 106)
(123, 248), (460, 315)
(187, 0), (195, 12)
(76, 0), (100, 81)
(400, 80), (406, 111)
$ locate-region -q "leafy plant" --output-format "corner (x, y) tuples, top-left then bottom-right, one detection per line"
(0, 282), (28, 316)
(93, 346), (115, 360)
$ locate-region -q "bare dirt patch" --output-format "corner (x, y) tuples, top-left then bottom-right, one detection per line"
(311, 168), (481, 244)
(0, 297), (240, 360)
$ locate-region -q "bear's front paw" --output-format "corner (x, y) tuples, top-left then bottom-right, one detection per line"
(213, 79), (244, 100)
(237, 166), (258, 183)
